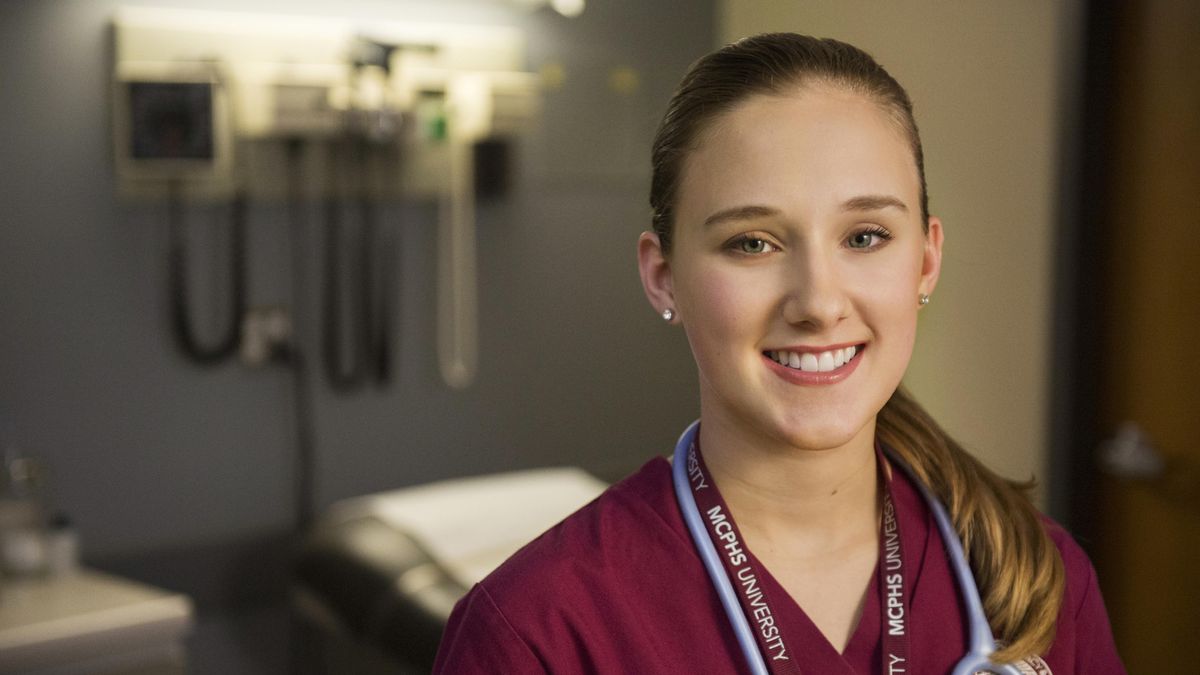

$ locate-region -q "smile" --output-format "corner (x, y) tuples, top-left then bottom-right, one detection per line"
(764, 345), (862, 373)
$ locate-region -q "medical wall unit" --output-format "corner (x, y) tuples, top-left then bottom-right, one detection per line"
(111, 6), (539, 388)
(111, 6), (539, 534)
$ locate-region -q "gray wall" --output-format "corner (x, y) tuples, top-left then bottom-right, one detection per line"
(0, 2), (711, 669)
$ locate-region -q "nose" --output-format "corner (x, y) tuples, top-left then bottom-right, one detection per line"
(780, 246), (849, 330)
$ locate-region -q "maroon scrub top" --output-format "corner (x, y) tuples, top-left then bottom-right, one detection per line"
(433, 456), (1125, 674)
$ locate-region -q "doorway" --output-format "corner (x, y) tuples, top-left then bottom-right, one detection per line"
(1059, 1), (1200, 671)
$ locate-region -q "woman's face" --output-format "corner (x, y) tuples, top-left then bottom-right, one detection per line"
(640, 86), (942, 452)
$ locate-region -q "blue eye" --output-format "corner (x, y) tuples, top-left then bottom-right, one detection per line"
(848, 226), (892, 250)
(739, 237), (768, 254)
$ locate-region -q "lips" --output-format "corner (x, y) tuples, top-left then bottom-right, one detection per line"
(764, 344), (863, 373)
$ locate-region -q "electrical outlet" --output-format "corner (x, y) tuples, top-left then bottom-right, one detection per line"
(239, 306), (292, 367)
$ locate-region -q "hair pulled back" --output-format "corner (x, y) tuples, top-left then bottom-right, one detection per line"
(651, 33), (928, 253)
(649, 33), (1064, 662)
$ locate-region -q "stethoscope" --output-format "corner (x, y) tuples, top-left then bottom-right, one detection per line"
(670, 421), (1022, 675)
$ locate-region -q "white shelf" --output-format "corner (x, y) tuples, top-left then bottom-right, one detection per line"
(0, 569), (192, 675)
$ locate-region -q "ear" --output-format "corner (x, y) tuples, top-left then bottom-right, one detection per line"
(637, 231), (676, 322)
(920, 216), (944, 298)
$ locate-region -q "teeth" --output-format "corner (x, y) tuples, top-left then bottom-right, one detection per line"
(817, 352), (834, 372)
(769, 346), (860, 373)
(799, 353), (818, 371)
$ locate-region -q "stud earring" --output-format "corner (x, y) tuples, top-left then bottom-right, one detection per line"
(918, 293), (931, 306)
(661, 308), (675, 322)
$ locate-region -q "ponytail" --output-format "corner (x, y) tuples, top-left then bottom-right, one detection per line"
(876, 386), (1064, 661)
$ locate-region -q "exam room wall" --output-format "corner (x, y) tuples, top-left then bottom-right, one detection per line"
(720, 0), (1084, 508)
(0, 0), (712, 562)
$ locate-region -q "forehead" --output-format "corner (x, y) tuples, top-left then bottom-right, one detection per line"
(676, 87), (921, 227)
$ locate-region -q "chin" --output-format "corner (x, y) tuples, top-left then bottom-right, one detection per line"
(761, 410), (872, 452)
(776, 426), (863, 453)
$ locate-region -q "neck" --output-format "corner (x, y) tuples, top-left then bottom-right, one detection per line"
(697, 412), (880, 556)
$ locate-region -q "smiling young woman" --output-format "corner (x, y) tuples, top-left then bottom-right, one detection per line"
(433, 34), (1125, 674)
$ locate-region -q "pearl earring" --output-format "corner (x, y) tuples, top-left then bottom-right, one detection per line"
(919, 293), (931, 306)
(661, 308), (675, 322)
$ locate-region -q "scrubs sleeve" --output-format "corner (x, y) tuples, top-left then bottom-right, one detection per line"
(1069, 554), (1127, 674)
(432, 584), (546, 674)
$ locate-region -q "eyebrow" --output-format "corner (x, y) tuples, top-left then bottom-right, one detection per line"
(841, 195), (908, 213)
(701, 205), (780, 229)
(701, 195), (909, 229)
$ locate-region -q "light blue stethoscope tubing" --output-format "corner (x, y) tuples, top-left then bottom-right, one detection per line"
(670, 421), (1022, 675)
(886, 456), (1021, 675)
(672, 421), (770, 675)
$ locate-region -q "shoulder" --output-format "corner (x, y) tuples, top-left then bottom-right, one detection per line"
(1040, 517), (1108, 644)
(479, 455), (686, 604)
(433, 456), (703, 672)
(1039, 516), (1127, 674)
(433, 583), (542, 673)
(1039, 516), (1101, 621)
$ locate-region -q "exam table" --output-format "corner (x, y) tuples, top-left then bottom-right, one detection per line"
(292, 468), (608, 674)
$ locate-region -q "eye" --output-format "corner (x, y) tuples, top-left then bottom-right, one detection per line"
(740, 238), (768, 254)
(847, 226), (893, 250)
(728, 234), (778, 255)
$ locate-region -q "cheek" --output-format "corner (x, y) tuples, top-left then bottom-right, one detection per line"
(850, 249), (924, 348)
(853, 239), (925, 296)
(874, 277), (921, 328)
(677, 266), (767, 355)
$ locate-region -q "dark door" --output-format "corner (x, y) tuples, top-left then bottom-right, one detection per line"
(1087, 1), (1200, 671)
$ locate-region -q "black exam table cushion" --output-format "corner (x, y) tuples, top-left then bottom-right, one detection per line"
(295, 515), (469, 671)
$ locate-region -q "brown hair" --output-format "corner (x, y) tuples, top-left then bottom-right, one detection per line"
(651, 33), (928, 253)
(650, 33), (1063, 661)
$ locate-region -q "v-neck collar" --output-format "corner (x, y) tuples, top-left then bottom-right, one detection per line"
(737, 466), (936, 674)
